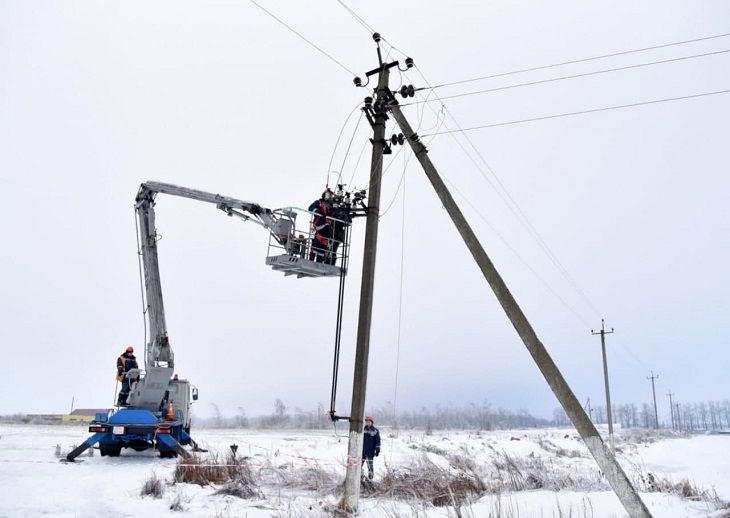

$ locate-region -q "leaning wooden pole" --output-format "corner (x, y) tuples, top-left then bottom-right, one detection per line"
(390, 104), (652, 518)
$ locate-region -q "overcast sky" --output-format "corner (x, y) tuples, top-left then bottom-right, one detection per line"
(1, 1), (728, 420)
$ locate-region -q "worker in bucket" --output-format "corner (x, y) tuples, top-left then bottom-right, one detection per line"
(116, 346), (138, 406)
(361, 415), (381, 480)
(308, 189), (334, 263)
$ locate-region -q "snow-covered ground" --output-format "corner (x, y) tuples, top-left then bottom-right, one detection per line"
(0, 424), (727, 517)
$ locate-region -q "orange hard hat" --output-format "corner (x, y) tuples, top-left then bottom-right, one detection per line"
(366, 415), (374, 423)
(126, 346), (134, 353)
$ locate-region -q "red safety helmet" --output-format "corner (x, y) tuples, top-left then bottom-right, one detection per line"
(125, 346), (134, 353)
(366, 415), (374, 424)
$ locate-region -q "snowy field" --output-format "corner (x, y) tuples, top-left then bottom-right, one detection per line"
(1, 424), (728, 517)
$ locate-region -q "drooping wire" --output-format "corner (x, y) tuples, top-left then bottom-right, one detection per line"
(380, 109), (447, 218)
(391, 149), (407, 435)
(249, 0), (358, 77)
(336, 110), (365, 186)
(418, 32), (730, 90)
(329, 223), (351, 421)
(326, 103), (365, 187)
(405, 49), (730, 105)
(347, 138), (369, 188)
(421, 88), (730, 136)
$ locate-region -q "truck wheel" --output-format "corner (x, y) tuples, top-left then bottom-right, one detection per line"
(160, 450), (177, 459)
(100, 442), (122, 457)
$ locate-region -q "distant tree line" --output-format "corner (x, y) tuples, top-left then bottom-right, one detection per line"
(4, 398), (727, 432)
(552, 399), (730, 432)
(194, 401), (550, 430)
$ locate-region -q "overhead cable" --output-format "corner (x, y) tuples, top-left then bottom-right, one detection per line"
(249, 0), (358, 76)
(336, 0), (374, 35)
(409, 66), (603, 319)
(422, 89), (730, 136)
(406, 49), (730, 105)
(427, 32), (730, 90)
(327, 103), (363, 186)
(336, 110), (364, 186)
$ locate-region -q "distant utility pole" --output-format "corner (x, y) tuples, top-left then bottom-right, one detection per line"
(592, 320), (615, 452)
(675, 402), (682, 431)
(667, 391), (675, 430)
(647, 371), (659, 429)
(585, 397), (593, 421)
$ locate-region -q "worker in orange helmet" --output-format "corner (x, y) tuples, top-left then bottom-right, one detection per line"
(361, 415), (381, 480)
(116, 346), (138, 406)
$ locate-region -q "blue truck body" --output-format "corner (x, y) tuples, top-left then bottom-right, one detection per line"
(65, 408), (193, 461)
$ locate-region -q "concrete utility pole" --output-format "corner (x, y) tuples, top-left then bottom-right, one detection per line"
(647, 371), (659, 429)
(675, 402), (682, 431)
(592, 320), (616, 452)
(389, 104), (652, 518)
(337, 38), (391, 513)
(667, 391), (675, 430)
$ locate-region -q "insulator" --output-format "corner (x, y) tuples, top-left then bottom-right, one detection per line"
(407, 85), (415, 97)
(353, 77), (363, 87)
(390, 134), (398, 145)
(397, 133), (405, 145)
(399, 85), (409, 98)
(364, 96), (373, 108)
(372, 32), (381, 43)
(405, 57), (414, 69)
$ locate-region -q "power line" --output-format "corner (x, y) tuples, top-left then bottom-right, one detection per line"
(334, 6), (668, 369)
(422, 89), (730, 135)
(334, 110), (364, 186)
(407, 67), (603, 322)
(409, 69), (605, 319)
(326, 103), (364, 186)
(248, 0), (358, 77)
(406, 49), (730, 105)
(442, 172), (594, 328)
(335, 0), (374, 35)
(428, 32), (730, 90)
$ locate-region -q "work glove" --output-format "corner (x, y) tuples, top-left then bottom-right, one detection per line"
(375, 448), (380, 457)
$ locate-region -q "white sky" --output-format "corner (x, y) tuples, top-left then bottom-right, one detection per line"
(1, 1), (728, 419)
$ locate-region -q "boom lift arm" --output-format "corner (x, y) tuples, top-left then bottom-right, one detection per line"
(132, 181), (300, 410)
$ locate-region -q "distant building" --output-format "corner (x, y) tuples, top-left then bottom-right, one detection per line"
(25, 414), (63, 422)
(63, 409), (110, 422)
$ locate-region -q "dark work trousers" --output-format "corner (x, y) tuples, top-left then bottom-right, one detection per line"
(362, 456), (374, 479)
(310, 226), (332, 263)
(118, 377), (131, 404)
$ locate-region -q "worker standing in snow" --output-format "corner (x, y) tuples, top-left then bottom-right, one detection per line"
(116, 346), (138, 406)
(362, 415), (381, 480)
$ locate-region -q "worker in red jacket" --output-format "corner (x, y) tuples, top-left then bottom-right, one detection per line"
(308, 189), (334, 263)
(116, 346), (138, 406)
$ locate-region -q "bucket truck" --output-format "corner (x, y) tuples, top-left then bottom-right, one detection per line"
(65, 181), (360, 461)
